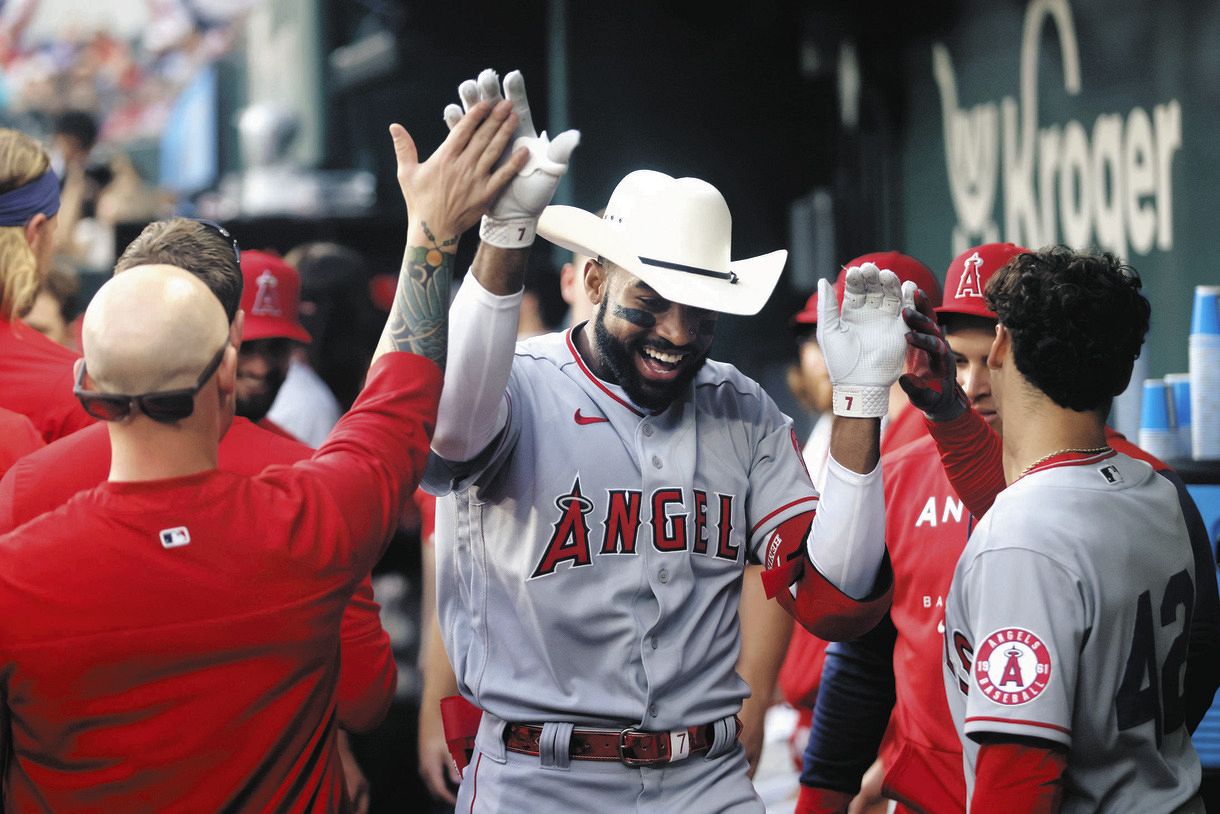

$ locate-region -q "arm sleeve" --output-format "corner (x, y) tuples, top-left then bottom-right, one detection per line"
(430, 273), (521, 464)
(1158, 469), (1220, 731)
(799, 613), (898, 793)
(925, 409), (1006, 518)
(806, 454), (886, 599)
(336, 575), (396, 732)
(971, 738), (1067, 814)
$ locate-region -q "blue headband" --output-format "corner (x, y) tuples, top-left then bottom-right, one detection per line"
(0, 170), (61, 227)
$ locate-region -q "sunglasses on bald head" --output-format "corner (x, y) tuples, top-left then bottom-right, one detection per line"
(74, 344), (228, 423)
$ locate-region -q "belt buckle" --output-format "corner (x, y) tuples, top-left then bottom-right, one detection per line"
(617, 727), (655, 767)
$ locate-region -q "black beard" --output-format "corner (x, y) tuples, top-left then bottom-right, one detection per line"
(591, 298), (707, 410)
(235, 371), (286, 424)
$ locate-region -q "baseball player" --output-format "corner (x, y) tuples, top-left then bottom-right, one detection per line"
(938, 247), (1202, 811)
(423, 68), (910, 812)
(232, 249), (316, 440)
(778, 251), (941, 778)
(798, 242), (1029, 813)
(0, 96), (519, 810)
(799, 244), (1220, 813)
(0, 218), (399, 741)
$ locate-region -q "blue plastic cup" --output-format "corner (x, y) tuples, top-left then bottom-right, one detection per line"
(1140, 379), (1173, 430)
(1192, 286), (1220, 335)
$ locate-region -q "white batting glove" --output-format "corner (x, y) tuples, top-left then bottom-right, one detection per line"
(444, 69), (580, 249)
(817, 263), (917, 418)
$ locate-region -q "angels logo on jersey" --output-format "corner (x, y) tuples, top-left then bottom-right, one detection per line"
(973, 626), (1052, 706)
(531, 476), (738, 578)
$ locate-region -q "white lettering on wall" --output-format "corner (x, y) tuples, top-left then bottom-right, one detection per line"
(935, 0), (1181, 259)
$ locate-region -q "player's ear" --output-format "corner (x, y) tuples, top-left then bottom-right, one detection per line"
(216, 344), (238, 399)
(987, 324), (1009, 371)
(23, 212), (48, 251)
(584, 258), (609, 305)
(229, 309), (245, 351)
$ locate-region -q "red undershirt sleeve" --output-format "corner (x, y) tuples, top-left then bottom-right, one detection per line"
(972, 740), (1067, 814)
(925, 408), (1005, 517)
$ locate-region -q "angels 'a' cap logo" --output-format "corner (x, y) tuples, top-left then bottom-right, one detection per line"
(973, 626), (1052, 706)
(251, 269), (283, 317)
(955, 251), (985, 299)
(159, 526), (191, 549)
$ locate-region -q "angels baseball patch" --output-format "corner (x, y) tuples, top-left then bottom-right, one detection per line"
(973, 627), (1052, 706)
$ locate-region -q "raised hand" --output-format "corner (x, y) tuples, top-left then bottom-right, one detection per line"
(374, 102), (527, 367)
(390, 99), (526, 245)
(444, 68), (580, 248)
(817, 262), (917, 418)
(899, 290), (968, 422)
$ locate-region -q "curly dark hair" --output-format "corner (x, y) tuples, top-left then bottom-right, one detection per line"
(985, 246), (1150, 413)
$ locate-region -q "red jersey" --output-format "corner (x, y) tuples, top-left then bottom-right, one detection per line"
(0, 413), (397, 732)
(259, 415), (301, 441)
(877, 433), (969, 813)
(0, 407), (42, 478)
(778, 402), (928, 719)
(0, 316), (93, 442)
(0, 354), (439, 812)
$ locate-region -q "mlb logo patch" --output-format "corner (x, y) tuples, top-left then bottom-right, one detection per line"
(159, 526), (191, 549)
(1099, 465), (1124, 485)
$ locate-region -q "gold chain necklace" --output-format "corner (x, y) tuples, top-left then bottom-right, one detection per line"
(1019, 446), (1112, 479)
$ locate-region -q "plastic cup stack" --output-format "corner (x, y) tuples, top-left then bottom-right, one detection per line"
(1139, 379), (1179, 461)
(1164, 373), (1192, 459)
(1189, 285), (1220, 460)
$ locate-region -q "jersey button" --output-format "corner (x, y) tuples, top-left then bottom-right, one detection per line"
(649, 704), (658, 718)
(642, 424), (654, 437)
(650, 636), (659, 650)
(658, 568), (669, 583)
(651, 455), (663, 469)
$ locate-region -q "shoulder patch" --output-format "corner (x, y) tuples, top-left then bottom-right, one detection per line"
(1098, 464), (1124, 485)
(973, 626), (1052, 706)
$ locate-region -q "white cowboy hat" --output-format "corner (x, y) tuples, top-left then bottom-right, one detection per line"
(537, 170), (787, 316)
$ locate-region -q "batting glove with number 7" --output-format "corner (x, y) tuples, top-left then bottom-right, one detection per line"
(817, 263), (917, 418)
(444, 69), (580, 249)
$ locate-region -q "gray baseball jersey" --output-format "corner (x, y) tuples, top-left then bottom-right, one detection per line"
(425, 327), (817, 731)
(943, 450), (1201, 812)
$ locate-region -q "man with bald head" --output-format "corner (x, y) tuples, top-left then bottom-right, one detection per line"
(0, 97), (524, 810)
(0, 219), (399, 766)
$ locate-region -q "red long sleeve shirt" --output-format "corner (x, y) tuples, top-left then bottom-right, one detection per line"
(0, 412), (397, 733)
(0, 353), (439, 812)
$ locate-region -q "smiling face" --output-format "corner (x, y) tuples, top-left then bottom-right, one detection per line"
(943, 314), (1000, 433)
(235, 337), (292, 422)
(584, 260), (718, 410)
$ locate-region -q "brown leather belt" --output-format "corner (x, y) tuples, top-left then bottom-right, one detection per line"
(503, 717), (741, 767)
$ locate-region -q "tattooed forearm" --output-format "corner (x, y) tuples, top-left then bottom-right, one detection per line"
(377, 238), (454, 367)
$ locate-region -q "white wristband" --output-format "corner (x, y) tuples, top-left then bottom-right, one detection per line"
(832, 385), (888, 418)
(479, 216), (537, 249)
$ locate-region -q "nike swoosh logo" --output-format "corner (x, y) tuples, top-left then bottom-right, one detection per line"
(574, 409), (609, 425)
